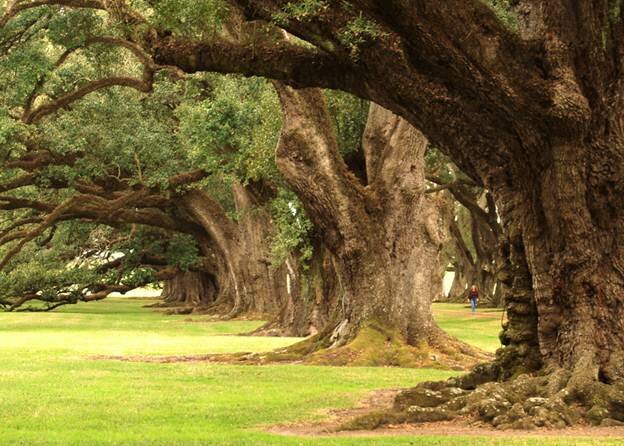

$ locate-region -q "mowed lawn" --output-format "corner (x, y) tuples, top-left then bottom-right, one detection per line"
(0, 298), (618, 446)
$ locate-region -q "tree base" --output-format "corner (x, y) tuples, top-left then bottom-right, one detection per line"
(143, 319), (490, 369)
(265, 321), (491, 369)
(346, 365), (624, 430)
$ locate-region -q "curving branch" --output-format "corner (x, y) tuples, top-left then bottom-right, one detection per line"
(0, 173), (35, 193)
(1, 0), (105, 27)
(425, 178), (477, 194)
(24, 74), (154, 123)
(7, 265), (179, 312)
(0, 216), (42, 237)
(152, 35), (359, 91)
(426, 174), (496, 234)
(0, 195), (56, 212)
(19, 32), (177, 124)
(0, 196), (76, 269)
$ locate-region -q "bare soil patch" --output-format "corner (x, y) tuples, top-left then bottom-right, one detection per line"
(88, 353), (267, 364)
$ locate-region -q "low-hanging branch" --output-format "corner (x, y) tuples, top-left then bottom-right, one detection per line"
(6, 264), (180, 312)
(0, 196), (76, 269)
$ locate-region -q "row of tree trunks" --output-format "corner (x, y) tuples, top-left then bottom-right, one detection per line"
(157, 86), (486, 367)
(63, 0), (623, 396)
(155, 92), (471, 356)
(175, 184), (288, 318)
(97, 0), (624, 426)
(444, 208), (502, 307)
(254, 242), (338, 337)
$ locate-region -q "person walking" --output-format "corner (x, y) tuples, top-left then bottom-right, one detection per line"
(468, 285), (479, 313)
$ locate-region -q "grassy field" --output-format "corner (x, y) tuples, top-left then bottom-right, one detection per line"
(0, 298), (619, 446)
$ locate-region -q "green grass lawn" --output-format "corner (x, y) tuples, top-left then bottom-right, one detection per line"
(0, 298), (619, 446)
(432, 302), (504, 352)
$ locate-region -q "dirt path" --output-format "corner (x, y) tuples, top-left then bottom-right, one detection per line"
(266, 389), (624, 439)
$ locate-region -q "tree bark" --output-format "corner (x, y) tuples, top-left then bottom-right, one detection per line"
(161, 270), (218, 307)
(272, 84), (483, 366)
(180, 185), (287, 318)
(257, 241), (338, 337)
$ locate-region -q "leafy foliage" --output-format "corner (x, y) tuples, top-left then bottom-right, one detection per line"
(483, 0), (518, 30)
(0, 7), (377, 310)
(148, 0), (230, 38)
(270, 189), (313, 268)
(339, 13), (387, 59)
(325, 89), (368, 155)
(273, 0), (328, 25)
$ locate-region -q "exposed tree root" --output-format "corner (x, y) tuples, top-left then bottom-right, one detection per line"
(346, 364), (624, 430)
(260, 322), (491, 369)
(146, 300), (268, 319)
(245, 321), (297, 337)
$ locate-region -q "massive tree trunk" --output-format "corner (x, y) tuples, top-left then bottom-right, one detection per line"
(392, 128), (624, 428)
(272, 84), (483, 367)
(499, 141), (624, 383)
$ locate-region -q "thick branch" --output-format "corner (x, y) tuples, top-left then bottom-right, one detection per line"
(0, 174), (35, 192)
(449, 218), (474, 267)
(1, 1), (104, 27)
(0, 196), (75, 269)
(180, 189), (238, 256)
(273, 82), (373, 253)
(151, 35), (359, 92)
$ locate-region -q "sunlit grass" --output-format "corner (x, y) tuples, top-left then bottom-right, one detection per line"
(0, 298), (619, 445)
(433, 302), (504, 352)
(0, 298), (299, 356)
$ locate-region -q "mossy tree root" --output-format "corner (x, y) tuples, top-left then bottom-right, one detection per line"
(265, 321), (491, 369)
(348, 365), (624, 430)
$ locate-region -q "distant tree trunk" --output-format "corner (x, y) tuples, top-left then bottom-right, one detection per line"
(445, 264), (468, 303)
(180, 184), (289, 319)
(272, 85), (482, 366)
(446, 218), (474, 303)
(161, 270), (218, 307)
(231, 182), (288, 316)
(258, 241), (338, 337)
